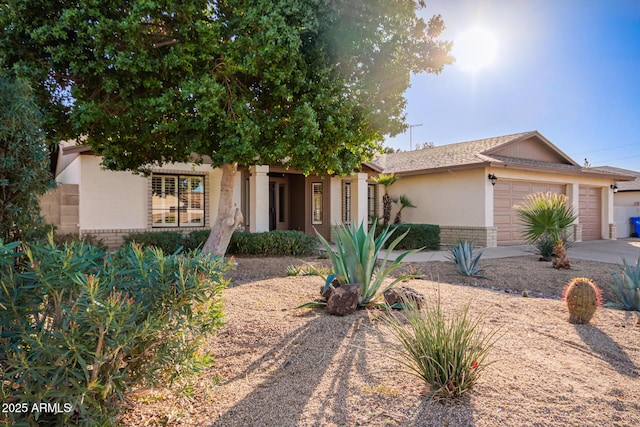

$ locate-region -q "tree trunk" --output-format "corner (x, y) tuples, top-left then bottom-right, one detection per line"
(202, 163), (244, 257)
(382, 194), (392, 225)
(552, 240), (570, 269)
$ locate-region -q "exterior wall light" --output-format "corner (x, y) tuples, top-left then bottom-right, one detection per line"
(610, 183), (618, 193)
(488, 173), (498, 186)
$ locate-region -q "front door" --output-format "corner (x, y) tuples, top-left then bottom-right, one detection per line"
(269, 177), (289, 231)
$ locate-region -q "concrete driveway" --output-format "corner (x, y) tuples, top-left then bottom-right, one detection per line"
(382, 238), (640, 265)
(566, 238), (640, 264)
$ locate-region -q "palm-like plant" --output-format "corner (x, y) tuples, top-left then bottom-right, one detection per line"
(372, 173), (399, 225)
(514, 192), (577, 269)
(393, 194), (416, 224)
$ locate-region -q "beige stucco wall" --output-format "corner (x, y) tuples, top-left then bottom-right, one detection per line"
(389, 168), (489, 227)
(61, 155), (224, 232)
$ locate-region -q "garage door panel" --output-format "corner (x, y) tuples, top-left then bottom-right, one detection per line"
(579, 186), (601, 240)
(494, 181), (566, 245)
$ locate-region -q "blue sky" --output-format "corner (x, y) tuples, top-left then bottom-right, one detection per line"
(385, 0), (640, 170)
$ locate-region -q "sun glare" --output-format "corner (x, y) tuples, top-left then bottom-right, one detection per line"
(454, 27), (498, 72)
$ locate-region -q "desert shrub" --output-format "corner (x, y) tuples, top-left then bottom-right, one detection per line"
(122, 230), (185, 254)
(383, 294), (503, 399)
(607, 257), (640, 311)
(0, 238), (230, 425)
(447, 240), (488, 278)
(226, 230), (318, 256)
(376, 223), (440, 250)
(186, 229), (213, 250)
(52, 232), (108, 251)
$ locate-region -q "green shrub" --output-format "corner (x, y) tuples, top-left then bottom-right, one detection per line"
(607, 257), (640, 311)
(122, 230), (186, 254)
(376, 223), (440, 250)
(0, 238), (230, 425)
(447, 240), (488, 278)
(226, 230), (318, 256)
(383, 293), (503, 399)
(52, 232), (108, 251)
(301, 220), (419, 309)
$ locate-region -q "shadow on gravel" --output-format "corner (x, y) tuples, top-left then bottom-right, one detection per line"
(210, 311), (387, 426)
(575, 324), (638, 378)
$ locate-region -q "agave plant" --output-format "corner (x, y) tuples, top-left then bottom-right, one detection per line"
(514, 192), (577, 269)
(607, 257), (640, 311)
(447, 240), (487, 278)
(301, 219), (420, 309)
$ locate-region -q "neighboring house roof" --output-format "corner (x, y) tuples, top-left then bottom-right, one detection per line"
(374, 130), (634, 180)
(592, 166), (640, 191)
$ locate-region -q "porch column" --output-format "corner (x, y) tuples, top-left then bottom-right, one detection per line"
(249, 165), (269, 232)
(351, 173), (369, 231)
(604, 186), (616, 240)
(566, 182), (582, 242)
(329, 176), (342, 227)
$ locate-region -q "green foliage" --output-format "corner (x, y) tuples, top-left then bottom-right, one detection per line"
(383, 294), (503, 399)
(4, 1), (452, 175)
(0, 73), (54, 242)
(514, 192), (577, 245)
(123, 231), (186, 254)
(534, 233), (572, 261)
(447, 240), (487, 278)
(122, 229), (318, 256)
(52, 232), (108, 251)
(0, 238), (230, 425)
(393, 194), (416, 224)
(377, 224), (440, 250)
(316, 220), (419, 307)
(226, 230), (318, 256)
(372, 173), (400, 225)
(607, 257), (640, 311)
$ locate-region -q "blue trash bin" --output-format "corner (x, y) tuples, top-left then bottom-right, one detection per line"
(631, 217), (640, 237)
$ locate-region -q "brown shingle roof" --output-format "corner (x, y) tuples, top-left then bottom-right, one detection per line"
(375, 131), (536, 174)
(592, 166), (640, 191)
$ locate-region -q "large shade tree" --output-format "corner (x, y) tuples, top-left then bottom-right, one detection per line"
(0, 73), (54, 243)
(1, 0), (453, 255)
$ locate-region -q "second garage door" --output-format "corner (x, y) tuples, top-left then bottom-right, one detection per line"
(494, 181), (567, 245)
(579, 186), (602, 240)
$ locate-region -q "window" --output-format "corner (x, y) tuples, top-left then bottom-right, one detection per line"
(312, 182), (323, 224)
(368, 183), (377, 225)
(342, 181), (351, 225)
(152, 175), (205, 227)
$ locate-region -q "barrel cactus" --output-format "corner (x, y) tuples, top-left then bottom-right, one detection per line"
(562, 278), (602, 324)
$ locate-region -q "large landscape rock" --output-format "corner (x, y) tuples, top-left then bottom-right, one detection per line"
(383, 286), (425, 309)
(326, 283), (360, 316)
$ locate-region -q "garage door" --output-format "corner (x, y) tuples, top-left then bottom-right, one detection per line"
(579, 186), (601, 240)
(494, 181), (566, 245)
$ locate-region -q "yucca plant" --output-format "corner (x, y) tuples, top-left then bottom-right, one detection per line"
(300, 219), (419, 309)
(383, 293), (504, 399)
(447, 240), (487, 278)
(514, 192), (577, 269)
(607, 257), (640, 311)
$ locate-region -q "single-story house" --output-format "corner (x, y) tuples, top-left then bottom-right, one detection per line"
(592, 166), (640, 237)
(41, 130), (634, 249)
(371, 130), (634, 246)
